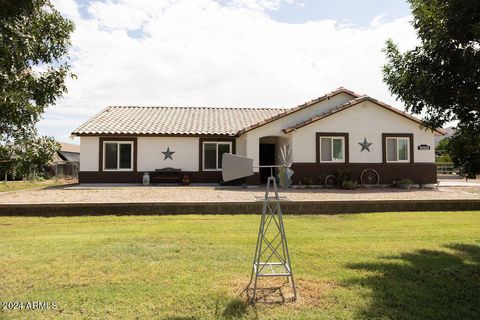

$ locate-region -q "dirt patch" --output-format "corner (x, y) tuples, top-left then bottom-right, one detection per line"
(229, 276), (336, 308)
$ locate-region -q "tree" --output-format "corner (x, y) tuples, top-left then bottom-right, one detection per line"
(447, 123), (480, 178)
(13, 136), (60, 179)
(435, 137), (452, 162)
(383, 0), (480, 177)
(0, 0), (74, 178)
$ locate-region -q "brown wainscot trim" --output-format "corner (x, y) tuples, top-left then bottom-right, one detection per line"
(78, 170), (252, 184)
(315, 132), (349, 164)
(199, 137), (236, 172)
(79, 171), (142, 184)
(99, 137), (138, 172)
(382, 133), (414, 164)
(291, 162), (437, 185)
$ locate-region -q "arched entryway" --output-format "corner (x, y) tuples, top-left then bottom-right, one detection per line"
(259, 136), (290, 183)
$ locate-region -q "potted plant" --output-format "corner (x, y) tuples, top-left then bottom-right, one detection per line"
(396, 178), (413, 189)
(182, 174), (190, 186)
(142, 172), (150, 186)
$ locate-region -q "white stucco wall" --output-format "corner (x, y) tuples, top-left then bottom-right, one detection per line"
(137, 137), (199, 172)
(79, 137), (99, 171)
(291, 100), (436, 163)
(236, 136), (247, 157)
(79, 136), (246, 173)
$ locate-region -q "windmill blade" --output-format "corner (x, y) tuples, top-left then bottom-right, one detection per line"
(222, 153), (254, 182)
(277, 166), (294, 187)
(278, 144), (293, 167)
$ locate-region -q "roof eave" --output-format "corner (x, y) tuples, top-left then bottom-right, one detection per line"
(237, 88), (361, 136)
(282, 96), (446, 135)
(72, 132), (240, 137)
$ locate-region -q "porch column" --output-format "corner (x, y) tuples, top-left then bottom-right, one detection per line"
(245, 136), (259, 172)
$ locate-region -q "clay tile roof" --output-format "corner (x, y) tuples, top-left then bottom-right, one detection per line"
(71, 106), (285, 136)
(283, 96), (447, 135)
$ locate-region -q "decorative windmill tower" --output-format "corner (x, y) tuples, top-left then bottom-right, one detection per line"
(222, 145), (297, 303)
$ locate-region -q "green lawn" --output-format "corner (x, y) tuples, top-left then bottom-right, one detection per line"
(0, 179), (73, 192)
(1, 212), (479, 319)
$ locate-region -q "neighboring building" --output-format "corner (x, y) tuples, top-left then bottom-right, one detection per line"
(51, 142), (80, 178)
(56, 143), (80, 162)
(71, 88), (445, 185)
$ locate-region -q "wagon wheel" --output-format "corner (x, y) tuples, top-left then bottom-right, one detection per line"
(360, 169), (380, 186)
(324, 175), (337, 187)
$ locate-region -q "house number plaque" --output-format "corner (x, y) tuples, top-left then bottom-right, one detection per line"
(417, 144), (430, 150)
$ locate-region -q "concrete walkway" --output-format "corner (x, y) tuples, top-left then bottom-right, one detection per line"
(438, 179), (480, 187)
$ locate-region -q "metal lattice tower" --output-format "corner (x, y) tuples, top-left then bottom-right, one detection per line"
(247, 174), (297, 302)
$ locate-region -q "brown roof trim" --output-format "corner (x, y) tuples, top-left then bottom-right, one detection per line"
(283, 96), (446, 135)
(236, 87), (361, 135)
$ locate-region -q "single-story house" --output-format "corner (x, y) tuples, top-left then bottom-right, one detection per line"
(71, 87), (445, 185)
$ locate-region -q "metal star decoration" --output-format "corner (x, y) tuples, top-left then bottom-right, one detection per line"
(358, 138), (372, 152)
(162, 147), (175, 160)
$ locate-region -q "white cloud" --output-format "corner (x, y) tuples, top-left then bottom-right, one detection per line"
(43, 0), (417, 142)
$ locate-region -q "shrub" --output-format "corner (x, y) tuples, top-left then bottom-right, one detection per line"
(336, 169), (352, 184)
(397, 178), (413, 185)
(341, 180), (357, 190)
(302, 177), (313, 187)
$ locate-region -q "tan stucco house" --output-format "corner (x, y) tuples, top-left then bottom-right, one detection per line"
(72, 88), (444, 185)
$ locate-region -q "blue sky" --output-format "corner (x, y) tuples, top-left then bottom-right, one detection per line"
(43, 0), (416, 143)
(268, 0), (411, 25)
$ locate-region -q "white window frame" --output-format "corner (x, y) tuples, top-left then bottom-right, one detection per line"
(103, 141), (134, 171)
(319, 136), (345, 163)
(386, 137), (410, 163)
(202, 141), (232, 171)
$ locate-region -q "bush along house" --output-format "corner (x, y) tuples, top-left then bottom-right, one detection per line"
(71, 88), (445, 185)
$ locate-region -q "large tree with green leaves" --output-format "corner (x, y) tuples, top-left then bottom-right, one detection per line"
(0, 0), (74, 178)
(383, 0), (480, 177)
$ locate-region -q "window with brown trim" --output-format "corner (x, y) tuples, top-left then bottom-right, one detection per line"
(316, 133), (349, 163)
(199, 137), (236, 172)
(99, 138), (137, 172)
(382, 134), (414, 163)
(103, 141), (134, 171)
(202, 141), (232, 171)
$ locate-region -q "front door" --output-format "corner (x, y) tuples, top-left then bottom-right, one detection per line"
(259, 143), (276, 183)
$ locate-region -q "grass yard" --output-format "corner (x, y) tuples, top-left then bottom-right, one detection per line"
(0, 179), (74, 193)
(1, 212), (479, 319)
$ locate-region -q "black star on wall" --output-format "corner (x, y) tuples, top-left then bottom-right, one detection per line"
(358, 138), (372, 152)
(162, 147), (175, 160)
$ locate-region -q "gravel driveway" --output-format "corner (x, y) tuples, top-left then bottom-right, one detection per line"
(0, 184), (479, 204)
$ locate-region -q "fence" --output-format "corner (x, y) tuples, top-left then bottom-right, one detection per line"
(436, 162), (456, 175)
(50, 161), (79, 179)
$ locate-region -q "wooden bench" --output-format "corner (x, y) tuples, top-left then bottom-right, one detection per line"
(150, 168), (182, 185)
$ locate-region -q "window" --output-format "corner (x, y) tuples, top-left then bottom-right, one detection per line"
(203, 142), (232, 170)
(386, 137), (409, 162)
(319, 137), (345, 162)
(103, 141), (133, 171)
